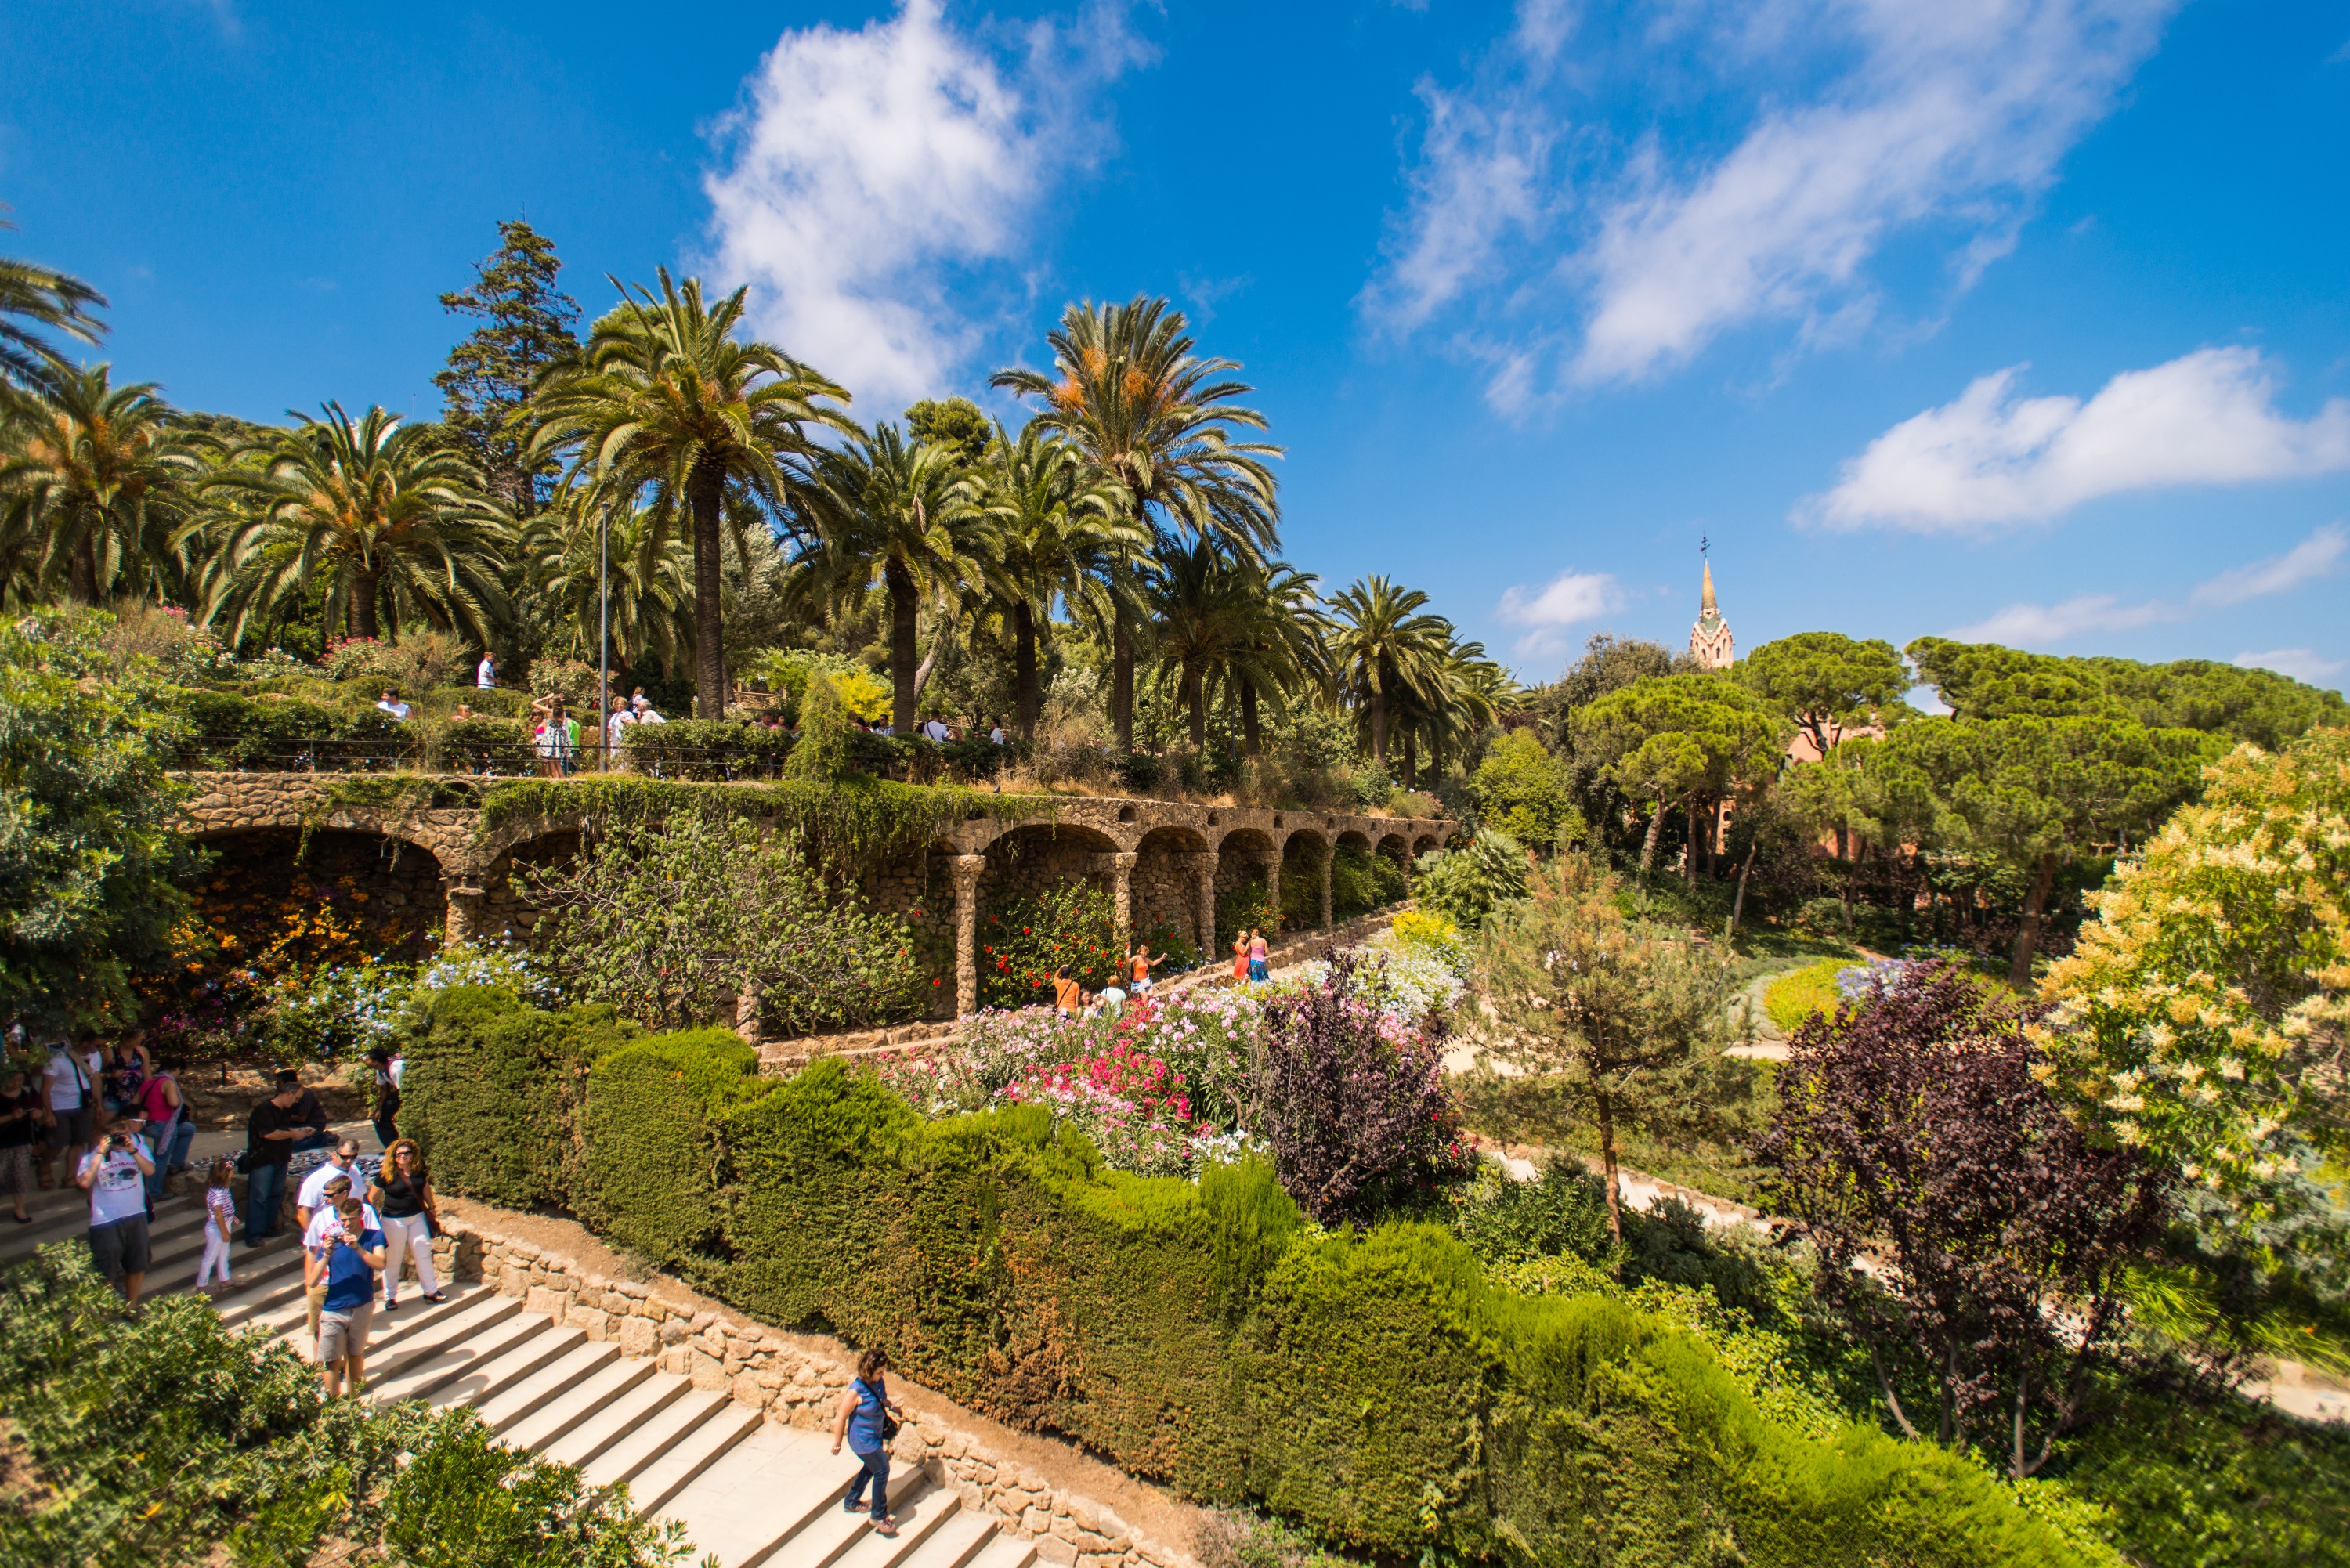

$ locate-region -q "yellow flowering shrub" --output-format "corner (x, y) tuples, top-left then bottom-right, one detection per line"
(2041, 729), (2350, 1205)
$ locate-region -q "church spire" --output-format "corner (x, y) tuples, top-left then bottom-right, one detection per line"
(1689, 554), (1734, 670)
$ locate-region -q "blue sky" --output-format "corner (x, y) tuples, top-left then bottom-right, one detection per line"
(6, 0), (2348, 688)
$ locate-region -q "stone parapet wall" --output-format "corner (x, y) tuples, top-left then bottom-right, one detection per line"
(423, 1219), (1198, 1568)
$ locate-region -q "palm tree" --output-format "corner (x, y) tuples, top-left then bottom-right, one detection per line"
(1390, 634), (1513, 789)
(190, 403), (512, 645)
(520, 491), (694, 674)
(0, 242), (104, 389)
(794, 422), (995, 732)
(1230, 560), (1335, 761)
(1148, 540), (1334, 756)
(975, 421), (1141, 740)
(530, 269), (849, 718)
(0, 364), (196, 605)
(992, 296), (1281, 750)
(1329, 576), (1452, 770)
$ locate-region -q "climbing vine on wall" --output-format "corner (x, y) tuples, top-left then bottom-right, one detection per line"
(475, 776), (1050, 874)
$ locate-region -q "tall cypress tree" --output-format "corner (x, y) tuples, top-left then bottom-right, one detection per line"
(433, 219), (579, 514)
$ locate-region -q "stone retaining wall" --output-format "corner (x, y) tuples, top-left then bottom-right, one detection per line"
(423, 1220), (1198, 1568)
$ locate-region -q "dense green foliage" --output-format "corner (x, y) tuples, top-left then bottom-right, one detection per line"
(1907, 637), (2350, 745)
(0, 610), (197, 1028)
(0, 1241), (695, 1567)
(403, 993), (2111, 1566)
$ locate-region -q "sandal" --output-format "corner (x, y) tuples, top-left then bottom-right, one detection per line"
(423, 1291), (446, 1304)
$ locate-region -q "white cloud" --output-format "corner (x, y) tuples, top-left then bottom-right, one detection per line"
(1807, 349), (2350, 531)
(1946, 525), (2346, 645)
(1495, 566), (1622, 662)
(2235, 649), (2346, 685)
(703, 0), (1144, 411)
(1364, 1), (2177, 412)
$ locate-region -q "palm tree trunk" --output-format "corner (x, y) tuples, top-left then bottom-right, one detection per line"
(1184, 663), (1207, 751)
(2008, 852), (2059, 990)
(1403, 732), (1418, 790)
(688, 464), (727, 720)
(67, 536), (99, 605)
(1369, 686), (1387, 767)
(1014, 600), (1039, 742)
(1112, 616), (1135, 752)
(350, 565), (381, 639)
(885, 555), (920, 734)
(1240, 681), (1262, 760)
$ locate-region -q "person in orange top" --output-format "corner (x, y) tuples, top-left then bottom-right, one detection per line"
(1231, 933), (1249, 981)
(1130, 945), (1153, 994)
(1052, 965), (1085, 1018)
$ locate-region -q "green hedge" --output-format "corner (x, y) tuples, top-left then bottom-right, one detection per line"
(406, 1001), (2110, 1567)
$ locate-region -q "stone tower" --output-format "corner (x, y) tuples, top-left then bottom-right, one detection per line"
(1689, 559), (1734, 670)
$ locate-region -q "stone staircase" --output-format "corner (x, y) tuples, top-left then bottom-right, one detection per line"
(4, 1178), (1036, 1568)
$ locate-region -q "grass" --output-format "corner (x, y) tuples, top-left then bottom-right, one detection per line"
(1764, 958), (1856, 1035)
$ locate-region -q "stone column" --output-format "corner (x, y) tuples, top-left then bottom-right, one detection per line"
(443, 883), (486, 945)
(1264, 850), (1282, 934)
(734, 987), (762, 1048)
(1319, 848), (1334, 930)
(952, 854), (986, 1017)
(1196, 851), (1219, 958)
(1108, 851), (1138, 956)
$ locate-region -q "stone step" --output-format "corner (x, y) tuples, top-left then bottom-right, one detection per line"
(905, 1507), (1001, 1568)
(760, 1464), (932, 1568)
(626, 1400), (769, 1519)
(582, 1386), (733, 1493)
(515, 1351), (671, 1458)
(3, 1192), (202, 1259)
(459, 1336), (624, 1436)
(368, 1302), (550, 1404)
(653, 1422), (840, 1568)
(963, 1530), (1039, 1568)
(381, 1314), (578, 1407)
(292, 1287), (511, 1379)
(832, 1487), (969, 1568)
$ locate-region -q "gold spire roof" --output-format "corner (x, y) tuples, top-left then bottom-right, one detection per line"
(1701, 558), (1717, 615)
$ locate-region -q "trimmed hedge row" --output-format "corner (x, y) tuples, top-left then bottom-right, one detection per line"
(405, 988), (2106, 1568)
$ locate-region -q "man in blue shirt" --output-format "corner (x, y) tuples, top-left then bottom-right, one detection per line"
(305, 1198), (385, 1397)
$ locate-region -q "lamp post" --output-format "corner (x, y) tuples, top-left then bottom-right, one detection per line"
(597, 500), (610, 769)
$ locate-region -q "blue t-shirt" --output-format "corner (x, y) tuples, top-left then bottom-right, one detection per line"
(320, 1227), (385, 1311)
(848, 1376), (890, 1454)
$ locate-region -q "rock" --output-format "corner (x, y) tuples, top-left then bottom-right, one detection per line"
(1034, 1537), (1078, 1566)
(566, 1306), (609, 1341)
(689, 1351), (727, 1391)
(731, 1372), (771, 1409)
(659, 1320), (688, 1345)
(525, 1285), (566, 1319)
(617, 1317), (658, 1357)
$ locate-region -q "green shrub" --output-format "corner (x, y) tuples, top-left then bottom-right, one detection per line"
(410, 1009), (2119, 1567)
(1764, 959), (1850, 1034)
(623, 719), (793, 779)
(979, 882), (1120, 1006)
(403, 985), (642, 1209)
(0, 1242), (694, 1568)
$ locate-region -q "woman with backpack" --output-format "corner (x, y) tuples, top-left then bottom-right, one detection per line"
(829, 1347), (907, 1537)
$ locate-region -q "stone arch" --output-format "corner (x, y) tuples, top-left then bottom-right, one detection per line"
(467, 827), (584, 946)
(184, 826), (449, 970)
(1212, 826), (1278, 944)
(1281, 827), (1332, 930)
(1133, 825), (1212, 960)
(1412, 833), (1441, 860)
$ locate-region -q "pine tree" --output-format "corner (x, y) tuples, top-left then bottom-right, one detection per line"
(433, 219), (579, 514)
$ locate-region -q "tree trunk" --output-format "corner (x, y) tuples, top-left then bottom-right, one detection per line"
(1596, 1086), (1623, 1245)
(1639, 799), (1666, 876)
(1726, 837), (1758, 941)
(68, 536), (99, 605)
(1369, 687), (1387, 767)
(1239, 681), (1262, 759)
(1683, 803), (1698, 888)
(1184, 662), (1206, 750)
(688, 464), (727, 720)
(2008, 851), (2059, 990)
(1112, 616), (1135, 752)
(349, 565), (381, 639)
(885, 555), (919, 735)
(1014, 599), (1039, 741)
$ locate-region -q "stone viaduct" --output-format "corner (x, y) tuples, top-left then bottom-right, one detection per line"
(176, 773), (1459, 1017)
